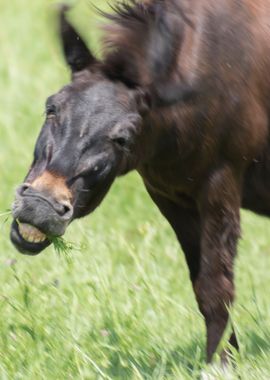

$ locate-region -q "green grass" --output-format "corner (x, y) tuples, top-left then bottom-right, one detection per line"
(1, 1), (270, 379)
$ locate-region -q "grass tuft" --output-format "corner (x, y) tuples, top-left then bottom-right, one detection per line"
(0, 210), (12, 218)
(49, 236), (79, 262)
(0, 210), (12, 230)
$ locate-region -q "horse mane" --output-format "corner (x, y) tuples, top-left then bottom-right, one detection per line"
(100, 0), (187, 89)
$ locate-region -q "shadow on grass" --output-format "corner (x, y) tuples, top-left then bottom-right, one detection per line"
(103, 336), (204, 379)
(100, 325), (270, 379)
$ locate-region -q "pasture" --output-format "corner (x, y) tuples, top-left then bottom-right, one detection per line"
(1, 1), (270, 378)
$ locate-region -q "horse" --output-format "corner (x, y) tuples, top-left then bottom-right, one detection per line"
(10, 0), (270, 363)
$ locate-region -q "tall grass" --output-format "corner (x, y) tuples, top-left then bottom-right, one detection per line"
(1, 1), (270, 379)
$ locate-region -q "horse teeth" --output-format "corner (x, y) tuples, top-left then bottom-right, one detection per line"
(18, 223), (46, 244)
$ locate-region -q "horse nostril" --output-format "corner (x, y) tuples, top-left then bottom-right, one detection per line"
(57, 200), (73, 218)
(19, 183), (32, 196)
(63, 204), (70, 214)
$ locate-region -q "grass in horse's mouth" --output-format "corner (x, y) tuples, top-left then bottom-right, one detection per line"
(49, 235), (75, 257)
(17, 220), (75, 257)
(0, 210), (75, 256)
(16, 220), (74, 256)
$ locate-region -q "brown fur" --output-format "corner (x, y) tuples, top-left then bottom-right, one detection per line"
(31, 171), (72, 203)
(100, 0), (270, 362)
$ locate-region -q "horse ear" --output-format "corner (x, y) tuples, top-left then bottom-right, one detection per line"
(59, 5), (97, 73)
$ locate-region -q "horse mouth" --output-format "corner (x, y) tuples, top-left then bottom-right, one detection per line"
(10, 219), (51, 255)
(18, 222), (47, 243)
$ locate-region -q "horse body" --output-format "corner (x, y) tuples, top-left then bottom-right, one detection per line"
(137, 0), (270, 209)
(10, 0), (270, 363)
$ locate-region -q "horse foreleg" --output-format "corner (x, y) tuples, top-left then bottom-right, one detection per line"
(196, 165), (241, 362)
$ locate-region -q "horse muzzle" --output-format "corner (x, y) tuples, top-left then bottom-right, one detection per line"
(10, 184), (73, 255)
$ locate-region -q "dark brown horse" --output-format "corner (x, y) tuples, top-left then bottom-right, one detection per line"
(10, 0), (270, 363)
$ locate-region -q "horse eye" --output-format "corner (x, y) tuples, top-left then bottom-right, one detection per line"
(112, 137), (127, 148)
(46, 105), (57, 118)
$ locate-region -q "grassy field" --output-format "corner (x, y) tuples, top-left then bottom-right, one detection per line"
(1, 1), (270, 379)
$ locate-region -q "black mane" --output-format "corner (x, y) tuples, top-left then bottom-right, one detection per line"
(100, 0), (187, 88)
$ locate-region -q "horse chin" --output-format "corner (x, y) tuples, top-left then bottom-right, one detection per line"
(10, 219), (51, 255)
